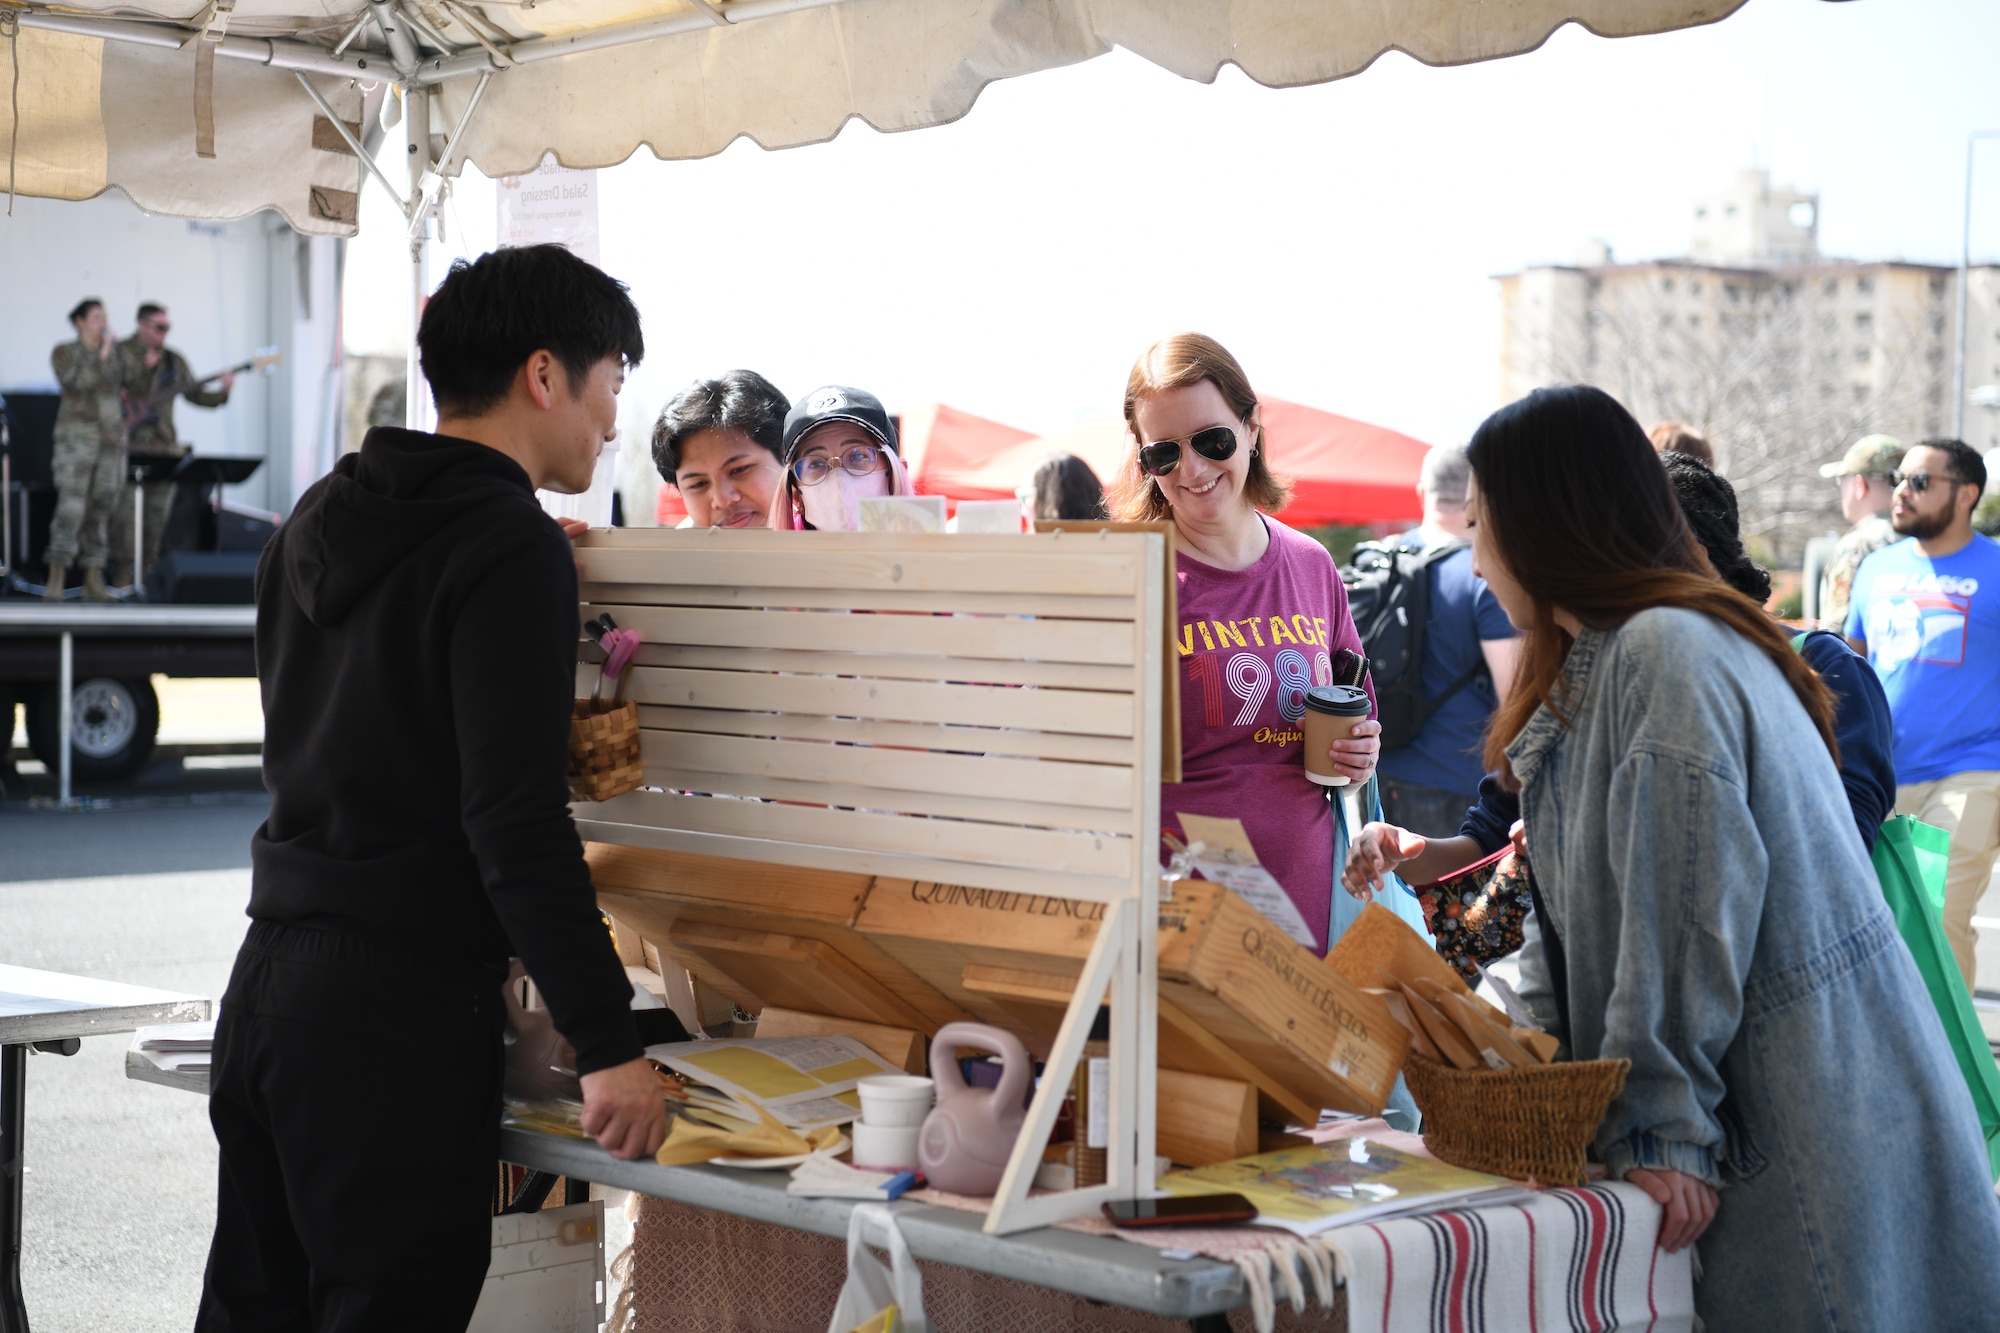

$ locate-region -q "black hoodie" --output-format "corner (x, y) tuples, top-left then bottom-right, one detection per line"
(249, 427), (640, 1076)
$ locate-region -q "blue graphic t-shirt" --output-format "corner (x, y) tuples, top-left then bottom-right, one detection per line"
(1845, 534), (2000, 784)
(1379, 546), (1518, 797)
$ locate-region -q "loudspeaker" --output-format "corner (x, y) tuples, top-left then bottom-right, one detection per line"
(144, 550), (259, 604)
(0, 391), (59, 486)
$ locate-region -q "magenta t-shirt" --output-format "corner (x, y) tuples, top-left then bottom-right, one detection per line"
(1162, 517), (1373, 954)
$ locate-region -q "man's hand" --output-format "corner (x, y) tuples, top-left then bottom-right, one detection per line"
(1329, 717), (1382, 786)
(556, 517), (590, 541)
(1626, 1167), (1718, 1254)
(1342, 821), (1425, 901)
(579, 1058), (667, 1161)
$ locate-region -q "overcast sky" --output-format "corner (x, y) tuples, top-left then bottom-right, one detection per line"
(344, 0), (2000, 454)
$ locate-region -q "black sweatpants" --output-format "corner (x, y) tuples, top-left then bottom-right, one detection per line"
(196, 921), (506, 1332)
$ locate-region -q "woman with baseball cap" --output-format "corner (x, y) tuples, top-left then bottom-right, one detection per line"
(768, 385), (916, 531)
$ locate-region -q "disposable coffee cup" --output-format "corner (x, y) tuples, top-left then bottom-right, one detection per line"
(857, 1075), (935, 1128)
(851, 1122), (922, 1171)
(1302, 685), (1370, 786)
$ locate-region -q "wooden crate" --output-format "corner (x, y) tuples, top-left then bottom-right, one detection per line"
(855, 876), (1405, 1120)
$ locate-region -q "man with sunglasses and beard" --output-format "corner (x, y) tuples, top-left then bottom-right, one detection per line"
(1847, 438), (2000, 993)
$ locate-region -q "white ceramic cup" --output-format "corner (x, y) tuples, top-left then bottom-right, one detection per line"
(857, 1075), (935, 1128)
(851, 1122), (922, 1171)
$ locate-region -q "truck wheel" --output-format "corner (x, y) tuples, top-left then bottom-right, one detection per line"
(26, 676), (161, 785)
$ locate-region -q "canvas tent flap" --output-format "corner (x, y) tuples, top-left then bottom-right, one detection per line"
(2, 0), (1763, 232)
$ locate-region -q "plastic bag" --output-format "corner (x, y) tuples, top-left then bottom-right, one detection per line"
(827, 1204), (928, 1333)
(1873, 814), (2000, 1180)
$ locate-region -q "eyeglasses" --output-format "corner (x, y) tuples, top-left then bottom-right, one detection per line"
(1891, 470), (1964, 495)
(1138, 426), (1238, 477)
(792, 444), (886, 486)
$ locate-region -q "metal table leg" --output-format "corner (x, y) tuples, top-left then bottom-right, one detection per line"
(2, 1043), (29, 1333)
(56, 632), (71, 808)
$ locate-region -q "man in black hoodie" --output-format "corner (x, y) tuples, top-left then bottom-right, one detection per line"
(197, 245), (665, 1331)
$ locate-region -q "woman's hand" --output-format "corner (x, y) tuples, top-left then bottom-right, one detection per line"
(1626, 1168), (1718, 1253)
(1329, 717), (1381, 785)
(1509, 819), (1528, 857)
(1342, 821), (1426, 901)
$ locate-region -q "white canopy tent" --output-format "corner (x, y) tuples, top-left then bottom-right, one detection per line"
(4, 0), (1770, 425)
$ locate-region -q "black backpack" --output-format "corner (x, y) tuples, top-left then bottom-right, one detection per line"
(1339, 539), (1484, 751)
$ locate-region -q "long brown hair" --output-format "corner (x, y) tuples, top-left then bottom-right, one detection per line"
(1470, 385), (1835, 781)
(1107, 333), (1293, 521)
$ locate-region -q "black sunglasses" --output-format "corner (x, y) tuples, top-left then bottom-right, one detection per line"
(1138, 426), (1238, 478)
(1891, 470), (1964, 495)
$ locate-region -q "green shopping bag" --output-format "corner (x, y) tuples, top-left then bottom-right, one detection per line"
(1873, 815), (2000, 1180)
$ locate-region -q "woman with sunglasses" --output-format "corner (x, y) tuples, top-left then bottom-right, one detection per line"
(1110, 333), (1380, 955)
(1465, 385), (2000, 1322)
(769, 385), (915, 530)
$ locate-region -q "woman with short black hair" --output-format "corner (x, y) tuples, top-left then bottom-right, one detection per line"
(650, 369), (789, 529)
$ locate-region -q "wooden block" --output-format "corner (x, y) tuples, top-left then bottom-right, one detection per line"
(755, 1007), (925, 1074)
(1155, 1068), (1257, 1167)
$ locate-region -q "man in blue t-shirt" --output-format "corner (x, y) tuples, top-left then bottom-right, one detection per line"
(1381, 445), (1520, 839)
(1848, 438), (2000, 991)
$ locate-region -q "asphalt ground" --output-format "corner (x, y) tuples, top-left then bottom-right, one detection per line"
(0, 802), (264, 1332)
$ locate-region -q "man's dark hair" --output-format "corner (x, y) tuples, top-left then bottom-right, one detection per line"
(417, 245), (643, 418)
(68, 298), (103, 325)
(1915, 438), (1987, 503)
(651, 370), (789, 482)
(136, 302), (167, 324)
(1662, 450), (1771, 605)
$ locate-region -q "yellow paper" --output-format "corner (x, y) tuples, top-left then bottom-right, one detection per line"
(841, 1306), (898, 1333)
(655, 1105), (846, 1165)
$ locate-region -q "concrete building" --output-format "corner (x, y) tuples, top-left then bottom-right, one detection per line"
(1497, 170), (2000, 559)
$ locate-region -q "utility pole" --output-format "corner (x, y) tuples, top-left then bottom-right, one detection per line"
(1956, 130), (2000, 439)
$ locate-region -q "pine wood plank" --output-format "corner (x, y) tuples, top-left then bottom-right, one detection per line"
(591, 664), (1137, 738)
(576, 818), (1136, 903)
(576, 545), (1141, 597)
(595, 642), (1137, 693)
(582, 605), (1136, 667)
(629, 765), (1139, 837)
(1155, 1069), (1259, 1167)
(637, 729), (1134, 811)
(580, 583), (1135, 620)
(632, 706), (1136, 766)
(667, 922), (934, 1032)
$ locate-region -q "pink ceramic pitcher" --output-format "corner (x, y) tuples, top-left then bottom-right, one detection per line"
(918, 1023), (1031, 1195)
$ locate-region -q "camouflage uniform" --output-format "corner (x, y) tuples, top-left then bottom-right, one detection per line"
(114, 337), (230, 580)
(1819, 513), (1898, 633)
(45, 336), (129, 572)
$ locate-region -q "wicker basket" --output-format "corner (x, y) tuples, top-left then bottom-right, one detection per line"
(1402, 1052), (1630, 1185)
(568, 698), (644, 802)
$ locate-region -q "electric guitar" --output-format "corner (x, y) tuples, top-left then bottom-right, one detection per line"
(122, 347), (281, 434)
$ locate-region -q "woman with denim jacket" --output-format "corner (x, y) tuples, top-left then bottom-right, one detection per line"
(1462, 385), (2000, 1328)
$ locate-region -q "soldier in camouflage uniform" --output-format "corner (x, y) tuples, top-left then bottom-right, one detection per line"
(114, 303), (234, 586)
(44, 298), (128, 601)
(1817, 434), (1904, 632)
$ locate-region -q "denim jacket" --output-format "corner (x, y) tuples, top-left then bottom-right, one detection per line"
(1510, 607), (2000, 1329)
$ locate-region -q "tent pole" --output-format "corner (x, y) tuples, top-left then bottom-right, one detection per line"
(405, 84), (432, 432)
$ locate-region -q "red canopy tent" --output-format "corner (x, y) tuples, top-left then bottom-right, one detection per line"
(931, 399), (1434, 528)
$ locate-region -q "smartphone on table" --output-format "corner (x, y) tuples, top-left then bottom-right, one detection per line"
(1101, 1193), (1257, 1228)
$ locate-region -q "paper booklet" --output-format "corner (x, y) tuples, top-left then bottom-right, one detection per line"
(646, 1035), (901, 1131)
(1175, 813), (1317, 949)
(1157, 1138), (1520, 1237)
(135, 1020), (215, 1051)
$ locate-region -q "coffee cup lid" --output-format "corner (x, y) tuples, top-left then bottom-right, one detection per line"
(1303, 684), (1370, 716)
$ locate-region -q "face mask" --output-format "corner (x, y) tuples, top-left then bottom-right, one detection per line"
(799, 466), (892, 531)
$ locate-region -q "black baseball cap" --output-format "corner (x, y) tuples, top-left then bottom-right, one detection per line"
(782, 386), (899, 463)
